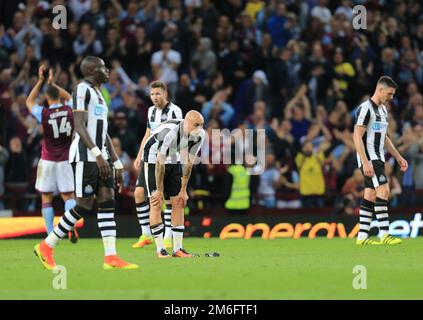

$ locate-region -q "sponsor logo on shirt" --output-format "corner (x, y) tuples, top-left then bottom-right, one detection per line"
(371, 121), (387, 132)
(94, 105), (105, 116)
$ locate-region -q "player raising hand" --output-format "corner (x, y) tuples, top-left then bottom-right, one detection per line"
(26, 65), (78, 242)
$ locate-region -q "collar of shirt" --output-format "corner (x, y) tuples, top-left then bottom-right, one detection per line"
(369, 98), (380, 109)
(49, 103), (62, 109)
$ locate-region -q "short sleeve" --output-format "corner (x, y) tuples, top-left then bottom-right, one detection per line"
(31, 105), (44, 123)
(73, 83), (91, 111)
(157, 128), (175, 156)
(173, 107), (183, 119)
(355, 104), (370, 126)
(188, 132), (205, 158)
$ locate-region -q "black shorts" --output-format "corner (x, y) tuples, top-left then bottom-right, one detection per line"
(142, 163), (181, 199)
(72, 161), (115, 198)
(360, 160), (388, 189)
(136, 164), (145, 188)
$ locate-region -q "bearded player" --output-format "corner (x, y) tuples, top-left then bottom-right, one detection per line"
(132, 81), (183, 249)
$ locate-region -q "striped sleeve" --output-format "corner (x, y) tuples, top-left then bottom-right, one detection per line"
(188, 131), (205, 158)
(158, 128), (176, 156)
(147, 107), (152, 128)
(355, 104), (370, 126)
(173, 106), (183, 119)
(73, 83), (91, 111)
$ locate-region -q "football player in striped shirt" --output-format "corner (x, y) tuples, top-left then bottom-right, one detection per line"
(34, 56), (137, 270)
(143, 111), (205, 257)
(132, 81), (183, 249)
(353, 76), (408, 245)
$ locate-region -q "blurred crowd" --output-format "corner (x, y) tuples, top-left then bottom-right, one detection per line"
(1, 0), (423, 215)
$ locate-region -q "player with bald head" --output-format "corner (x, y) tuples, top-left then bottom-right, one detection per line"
(142, 110), (205, 258)
(80, 56), (109, 84)
(132, 80), (183, 249)
(183, 110), (205, 136)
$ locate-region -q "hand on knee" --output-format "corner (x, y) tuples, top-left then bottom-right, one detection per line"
(172, 198), (184, 210)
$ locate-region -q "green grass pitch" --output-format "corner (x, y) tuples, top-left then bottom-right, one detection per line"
(0, 238), (422, 299)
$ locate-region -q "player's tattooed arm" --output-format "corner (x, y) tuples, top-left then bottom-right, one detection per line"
(155, 154), (166, 193)
(181, 162), (193, 191)
(151, 154), (166, 206)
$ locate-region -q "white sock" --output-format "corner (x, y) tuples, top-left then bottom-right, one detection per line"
(45, 231), (61, 248)
(164, 204), (172, 240)
(45, 208), (80, 248)
(357, 232), (369, 241)
(136, 201), (151, 236)
(97, 210), (117, 256)
(172, 225), (184, 252)
(358, 200), (373, 241)
(375, 198), (389, 238)
(103, 237), (117, 256)
(151, 223), (165, 252)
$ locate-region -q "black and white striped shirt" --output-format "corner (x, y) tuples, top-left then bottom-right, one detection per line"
(69, 81), (109, 163)
(143, 119), (205, 164)
(355, 99), (389, 167)
(147, 102), (183, 132)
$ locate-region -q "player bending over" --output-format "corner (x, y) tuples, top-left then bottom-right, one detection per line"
(34, 56), (137, 270)
(132, 81), (183, 249)
(26, 65), (78, 243)
(353, 76), (408, 245)
(143, 111), (205, 257)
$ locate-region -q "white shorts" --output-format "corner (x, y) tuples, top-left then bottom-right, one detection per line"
(35, 159), (75, 193)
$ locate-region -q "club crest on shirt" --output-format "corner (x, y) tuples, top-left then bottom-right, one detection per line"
(161, 114), (168, 121)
